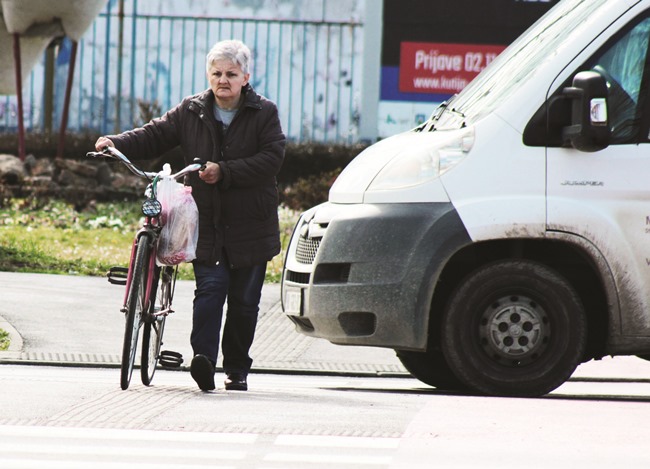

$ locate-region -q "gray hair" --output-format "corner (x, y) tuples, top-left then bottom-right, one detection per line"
(206, 39), (251, 74)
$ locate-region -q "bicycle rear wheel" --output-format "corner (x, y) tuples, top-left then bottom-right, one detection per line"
(141, 266), (173, 385)
(120, 236), (151, 390)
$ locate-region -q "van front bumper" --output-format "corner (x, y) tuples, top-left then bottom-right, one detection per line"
(281, 202), (471, 349)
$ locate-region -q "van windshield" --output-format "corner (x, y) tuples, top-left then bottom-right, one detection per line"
(431, 0), (610, 129)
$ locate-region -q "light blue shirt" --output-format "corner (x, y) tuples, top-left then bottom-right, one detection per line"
(214, 104), (237, 130)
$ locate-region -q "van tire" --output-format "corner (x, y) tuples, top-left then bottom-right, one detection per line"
(441, 260), (587, 397)
(396, 348), (466, 391)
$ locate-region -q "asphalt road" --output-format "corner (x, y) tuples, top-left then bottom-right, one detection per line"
(2, 364), (650, 468)
(3, 272), (650, 468)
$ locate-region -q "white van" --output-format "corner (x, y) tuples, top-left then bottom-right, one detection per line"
(281, 0), (650, 397)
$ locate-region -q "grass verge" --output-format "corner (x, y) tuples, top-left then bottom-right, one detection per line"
(0, 198), (299, 282)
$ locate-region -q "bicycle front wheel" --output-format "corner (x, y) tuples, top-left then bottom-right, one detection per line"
(121, 236), (151, 390)
(141, 266), (173, 385)
(141, 315), (166, 385)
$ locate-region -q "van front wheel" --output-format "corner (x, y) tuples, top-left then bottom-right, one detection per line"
(441, 260), (586, 397)
(396, 348), (466, 391)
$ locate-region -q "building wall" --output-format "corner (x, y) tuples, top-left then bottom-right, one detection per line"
(1, 0), (377, 144)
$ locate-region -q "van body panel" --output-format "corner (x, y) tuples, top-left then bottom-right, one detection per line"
(330, 130), (461, 205)
(542, 3), (650, 337)
(441, 115), (546, 241)
(548, 145), (650, 336)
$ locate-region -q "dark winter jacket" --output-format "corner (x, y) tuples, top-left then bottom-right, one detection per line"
(108, 85), (286, 268)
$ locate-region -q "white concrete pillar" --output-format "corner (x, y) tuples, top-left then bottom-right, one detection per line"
(359, 0), (383, 143)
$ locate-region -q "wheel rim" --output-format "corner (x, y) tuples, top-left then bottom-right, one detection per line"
(127, 282), (144, 375)
(147, 320), (159, 370)
(146, 317), (164, 374)
(479, 294), (550, 366)
(142, 267), (171, 385)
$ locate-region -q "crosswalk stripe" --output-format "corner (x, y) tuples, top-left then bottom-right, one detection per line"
(0, 425), (257, 444)
(0, 424), (399, 468)
(0, 425), (254, 468)
(0, 443), (246, 460)
(0, 459), (234, 469)
(264, 451), (393, 465)
(275, 434), (400, 449)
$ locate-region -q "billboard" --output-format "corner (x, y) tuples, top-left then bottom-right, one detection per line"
(379, 0), (560, 136)
(398, 42), (505, 95)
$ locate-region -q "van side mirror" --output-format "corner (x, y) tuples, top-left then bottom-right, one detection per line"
(562, 71), (610, 152)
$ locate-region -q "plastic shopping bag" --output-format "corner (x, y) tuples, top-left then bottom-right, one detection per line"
(156, 174), (199, 265)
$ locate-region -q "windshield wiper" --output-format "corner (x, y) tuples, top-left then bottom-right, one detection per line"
(416, 99), (451, 132)
(448, 107), (467, 128)
(416, 95), (466, 132)
(449, 107), (465, 119)
(432, 100), (450, 120)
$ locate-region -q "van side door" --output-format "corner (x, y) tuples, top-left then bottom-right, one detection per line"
(546, 14), (650, 338)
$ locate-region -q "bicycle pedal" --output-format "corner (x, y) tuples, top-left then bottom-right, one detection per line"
(159, 350), (183, 368)
(152, 307), (174, 318)
(107, 266), (128, 285)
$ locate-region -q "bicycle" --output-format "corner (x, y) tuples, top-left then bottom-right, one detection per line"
(86, 146), (204, 390)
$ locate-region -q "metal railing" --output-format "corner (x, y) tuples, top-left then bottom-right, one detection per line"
(1, 3), (364, 144)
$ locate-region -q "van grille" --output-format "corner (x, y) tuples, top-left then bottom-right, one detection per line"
(296, 236), (321, 264)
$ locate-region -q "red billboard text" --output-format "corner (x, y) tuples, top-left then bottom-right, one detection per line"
(399, 42), (505, 94)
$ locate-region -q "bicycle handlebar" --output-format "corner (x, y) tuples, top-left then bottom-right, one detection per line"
(86, 146), (206, 181)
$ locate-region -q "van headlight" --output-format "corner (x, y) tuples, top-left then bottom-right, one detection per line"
(367, 127), (474, 191)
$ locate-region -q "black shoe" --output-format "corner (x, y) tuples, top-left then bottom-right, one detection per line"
(224, 373), (248, 391)
(190, 354), (215, 391)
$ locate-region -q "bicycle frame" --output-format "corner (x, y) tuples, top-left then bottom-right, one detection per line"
(121, 223), (162, 317)
(88, 145), (204, 389)
(96, 145), (203, 316)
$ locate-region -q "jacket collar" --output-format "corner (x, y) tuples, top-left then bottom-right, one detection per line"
(241, 83), (262, 109)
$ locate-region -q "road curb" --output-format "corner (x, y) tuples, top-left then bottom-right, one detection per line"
(0, 356), (411, 379)
(0, 314), (23, 358)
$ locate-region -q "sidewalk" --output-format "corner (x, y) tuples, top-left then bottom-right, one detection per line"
(0, 271), (406, 376)
(2, 271), (650, 382)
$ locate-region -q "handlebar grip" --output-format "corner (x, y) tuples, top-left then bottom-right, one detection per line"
(193, 158), (208, 170)
(86, 146), (112, 158)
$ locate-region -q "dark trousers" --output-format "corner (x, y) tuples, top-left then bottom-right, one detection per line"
(191, 259), (266, 375)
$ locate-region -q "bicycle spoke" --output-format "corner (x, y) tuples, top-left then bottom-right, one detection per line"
(141, 265), (171, 386)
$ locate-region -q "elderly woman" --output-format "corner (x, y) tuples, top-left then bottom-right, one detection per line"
(95, 39), (286, 392)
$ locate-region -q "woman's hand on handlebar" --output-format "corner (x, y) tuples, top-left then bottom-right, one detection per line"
(95, 137), (115, 151)
(198, 161), (222, 185)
